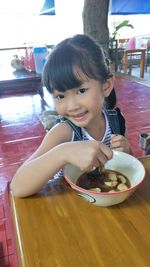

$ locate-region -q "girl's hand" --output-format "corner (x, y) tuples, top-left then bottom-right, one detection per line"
(62, 140), (113, 173)
(110, 134), (131, 154)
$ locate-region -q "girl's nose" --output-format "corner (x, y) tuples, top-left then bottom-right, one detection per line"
(66, 96), (80, 111)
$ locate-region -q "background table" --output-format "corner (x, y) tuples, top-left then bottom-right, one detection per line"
(0, 45), (53, 96)
(0, 67), (43, 96)
(10, 156), (150, 267)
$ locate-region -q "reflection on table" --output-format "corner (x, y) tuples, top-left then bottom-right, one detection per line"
(10, 156), (150, 267)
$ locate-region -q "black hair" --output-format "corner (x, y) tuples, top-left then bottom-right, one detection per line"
(42, 34), (116, 109)
(104, 88), (117, 109)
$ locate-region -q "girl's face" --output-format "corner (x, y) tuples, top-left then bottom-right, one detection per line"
(53, 76), (113, 129)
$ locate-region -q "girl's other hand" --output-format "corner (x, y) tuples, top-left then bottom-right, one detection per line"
(110, 134), (132, 154)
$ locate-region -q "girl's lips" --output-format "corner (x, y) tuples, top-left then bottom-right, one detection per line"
(70, 111), (88, 121)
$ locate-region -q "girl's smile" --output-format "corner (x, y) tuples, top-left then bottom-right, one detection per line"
(71, 111), (88, 121)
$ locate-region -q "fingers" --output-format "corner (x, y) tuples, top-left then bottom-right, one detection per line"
(79, 142), (113, 172)
(69, 140), (113, 172)
(90, 143), (113, 168)
(111, 134), (123, 149)
(98, 143), (113, 162)
(111, 134), (131, 153)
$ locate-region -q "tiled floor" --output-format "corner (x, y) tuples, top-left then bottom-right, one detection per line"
(0, 76), (150, 266)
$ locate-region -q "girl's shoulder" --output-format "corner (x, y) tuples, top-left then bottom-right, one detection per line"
(47, 122), (73, 143)
(56, 117), (83, 141)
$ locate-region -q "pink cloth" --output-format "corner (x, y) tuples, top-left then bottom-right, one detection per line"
(127, 37), (135, 50)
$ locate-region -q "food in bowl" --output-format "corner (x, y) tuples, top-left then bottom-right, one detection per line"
(76, 169), (131, 193)
(64, 151), (145, 207)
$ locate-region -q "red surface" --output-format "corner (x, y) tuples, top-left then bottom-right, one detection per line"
(114, 77), (150, 156)
(0, 93), (46, 267)
(0, 76), (150, 266)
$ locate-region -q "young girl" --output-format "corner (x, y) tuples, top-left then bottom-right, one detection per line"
(10, 34), (132, 197)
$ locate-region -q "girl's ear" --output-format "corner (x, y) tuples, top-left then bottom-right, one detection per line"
(102, 77), (114, 97)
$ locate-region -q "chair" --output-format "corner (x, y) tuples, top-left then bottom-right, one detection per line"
(122, 37), (145, 77)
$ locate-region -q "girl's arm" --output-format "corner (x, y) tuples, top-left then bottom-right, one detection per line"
(10, 123), (73, 197)
(10, 123), (113, 197)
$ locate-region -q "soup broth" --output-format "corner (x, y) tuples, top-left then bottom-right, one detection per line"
(76, 170), (131, 193)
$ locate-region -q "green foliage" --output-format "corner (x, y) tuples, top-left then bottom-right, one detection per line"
(111, 20), (134, 40)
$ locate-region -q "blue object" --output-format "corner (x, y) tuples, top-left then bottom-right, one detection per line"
(33, 47), (48, 74)
(40, 0), (55, 15)
(109, 0), (150, 15)
(34, 47), (48, 53)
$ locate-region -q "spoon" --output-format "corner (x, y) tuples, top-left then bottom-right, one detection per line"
(87, 164), (105, 179)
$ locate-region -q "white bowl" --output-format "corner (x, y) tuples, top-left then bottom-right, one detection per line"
(64, 151), (145, 207)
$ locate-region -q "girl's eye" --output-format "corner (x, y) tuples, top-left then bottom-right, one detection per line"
(54, 94), (64, 100)
(78, 88), (87, 94)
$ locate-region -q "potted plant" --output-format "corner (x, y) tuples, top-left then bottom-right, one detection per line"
(109, 20), (134, 71)
(111, 20), (134, 41)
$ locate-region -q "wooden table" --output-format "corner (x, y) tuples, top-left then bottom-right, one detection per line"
(0, 67), (43, 96)
(0, 45), (53, 96)
(123, 49), (146, 78)
(10, 156), (150, 267)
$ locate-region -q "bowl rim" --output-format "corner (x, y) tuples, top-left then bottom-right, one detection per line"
(64, 154), (146, 195)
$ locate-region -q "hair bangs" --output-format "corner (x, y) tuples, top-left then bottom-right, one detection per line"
(42, 34), (112, 94)
(46, 46), (88, 92)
